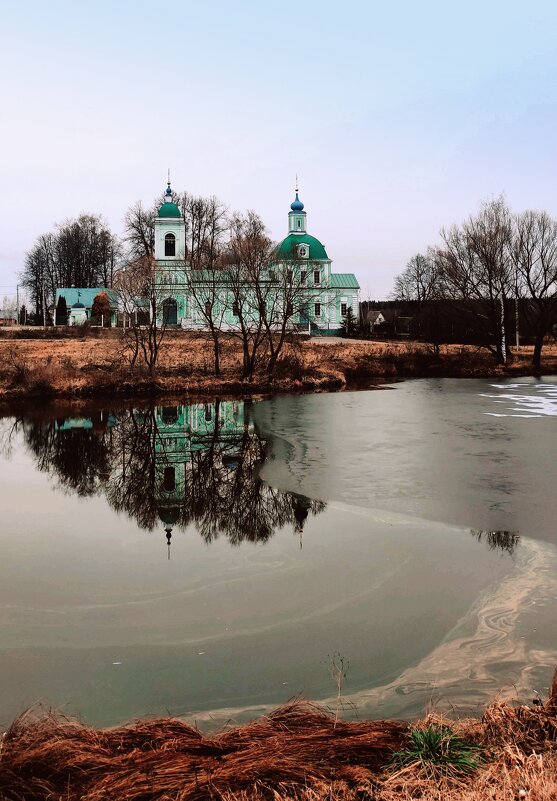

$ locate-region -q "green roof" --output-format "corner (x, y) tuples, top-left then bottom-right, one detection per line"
(158, 505), (180, 525)
(56, 288), (119, 308)
(276, 233), (329, 261)
(329, 274), (360, 289)
(159, 201), (181, 218)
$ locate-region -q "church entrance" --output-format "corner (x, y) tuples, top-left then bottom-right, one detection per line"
(162, 298), (178, 326)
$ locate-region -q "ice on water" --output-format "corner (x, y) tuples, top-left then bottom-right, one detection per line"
(481, 383), (557, 417)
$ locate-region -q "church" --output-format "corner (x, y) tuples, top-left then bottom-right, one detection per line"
(154, 181), (360, 334)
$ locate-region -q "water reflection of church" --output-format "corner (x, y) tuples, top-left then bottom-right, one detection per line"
(21, 398), (325, 552)
(154, 400), (252, 536)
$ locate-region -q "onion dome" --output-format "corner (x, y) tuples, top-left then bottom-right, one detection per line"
(158, 505), (180, 525)
(159, 178), (181, 218)
(72, 302), (85, 309)
(290, 192), (304, 212)
(159, 202), (181, 218)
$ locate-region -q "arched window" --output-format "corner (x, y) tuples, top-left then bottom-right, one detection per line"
(162, 407), (178, 424)
(163, 466), (175, 492)
(165, 233), (176, 257)
(162, 298), (178, 325)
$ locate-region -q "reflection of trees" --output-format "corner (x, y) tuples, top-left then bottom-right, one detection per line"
(470, 529), (520, 555)
(22, 415), (113, 497)
(104, 408), (162, 530)
(177, 401), (325, 545)
(17, 401), (325, 546)
(5, 408), (523, 556)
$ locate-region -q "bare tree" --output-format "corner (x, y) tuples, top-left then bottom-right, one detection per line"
(179, 194), (229, 376)
(261, 258), (320, 374)
(223, 211), (275, 380)
(391, 251), (447, 355)
(115, 256), (169, 376)
(179, 193), (228, 268)
(436, 196), (513, 364)
(124, 192), (228, 267)
(183, 268), (228, 376)
(123, 201), (157, 260)
(392, 252), (439, 305)
(510, 210), (557, 368)
(21, 215), (120, 323)
(21, 233), (57, 324)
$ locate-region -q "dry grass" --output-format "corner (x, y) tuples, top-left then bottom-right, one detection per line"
(1, 675), (557, 801)
(0, 701), (406, 801)
(0, 331), (556, 402)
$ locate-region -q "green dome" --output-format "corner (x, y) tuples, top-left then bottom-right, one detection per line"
(276, 233), (329, 261)
(158, 505), (180, 525)
(159, 201), (181, 218)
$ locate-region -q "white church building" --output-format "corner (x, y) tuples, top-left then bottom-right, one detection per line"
(153, 181), (360, 334)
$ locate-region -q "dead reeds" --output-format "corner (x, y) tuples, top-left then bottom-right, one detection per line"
(0, 701), (405, 801)
(2, 335), (557, 403)
(2, 680), (557, 801)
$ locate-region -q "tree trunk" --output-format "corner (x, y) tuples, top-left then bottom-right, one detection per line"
(212, 333), (220, 377)
(533, 330), (545, 369)
(499, 295), (507, 365)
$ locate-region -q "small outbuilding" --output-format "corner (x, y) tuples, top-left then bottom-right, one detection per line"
(55, 288), (119, 326)
(0, 310), (17, 327)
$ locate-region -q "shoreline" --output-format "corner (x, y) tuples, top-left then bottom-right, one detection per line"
(0, 333), (556, 408)
(1, 685), (556, 801)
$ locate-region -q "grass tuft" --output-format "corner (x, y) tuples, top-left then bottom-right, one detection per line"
(390, 724), (484, 778)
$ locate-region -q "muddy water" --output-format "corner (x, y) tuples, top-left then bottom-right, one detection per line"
(0, 378), (555, 727)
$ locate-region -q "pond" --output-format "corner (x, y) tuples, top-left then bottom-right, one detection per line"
(0, 377), (556, 728)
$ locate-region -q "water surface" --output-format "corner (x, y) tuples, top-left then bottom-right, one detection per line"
(0, 378), (555, 727)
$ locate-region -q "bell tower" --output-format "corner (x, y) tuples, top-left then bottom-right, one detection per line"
(154, 175), (186, 263)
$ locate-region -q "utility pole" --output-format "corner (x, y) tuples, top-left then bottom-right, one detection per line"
(16, 284), (19, 324)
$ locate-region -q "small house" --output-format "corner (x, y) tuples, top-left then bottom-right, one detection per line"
(55, 288), (119, 326)
(0, 311), (17, 327)
(360, 308), (387, 334)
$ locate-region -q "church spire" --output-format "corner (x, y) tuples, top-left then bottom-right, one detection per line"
(290, 176), (304, 212)
(165, 525), (172, 560)
(288, 178), (306, 233)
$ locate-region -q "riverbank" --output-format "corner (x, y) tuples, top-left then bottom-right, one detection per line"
(0, 331), (556, 403)
(1, 679), (556, 801)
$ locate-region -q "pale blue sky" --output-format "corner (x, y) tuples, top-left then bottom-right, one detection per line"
(1, 0), (557, 299)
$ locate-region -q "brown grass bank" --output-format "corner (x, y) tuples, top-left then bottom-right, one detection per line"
(0, 331), (556, 404)
(1, 674), (557, 801)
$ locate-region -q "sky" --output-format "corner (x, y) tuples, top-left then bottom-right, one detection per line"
(1, 0), (557, 301)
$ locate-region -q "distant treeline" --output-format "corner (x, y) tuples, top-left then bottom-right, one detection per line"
(385, 197), (557, 367)
(360, 297), (554, 348)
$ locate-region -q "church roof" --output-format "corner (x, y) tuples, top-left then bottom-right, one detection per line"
(329, 273), (360, 289)
(159, 201), (181, 218)
(276, 233), (329, 261)
(158, 505), (181, 525)
(56, 288), (119, 308)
